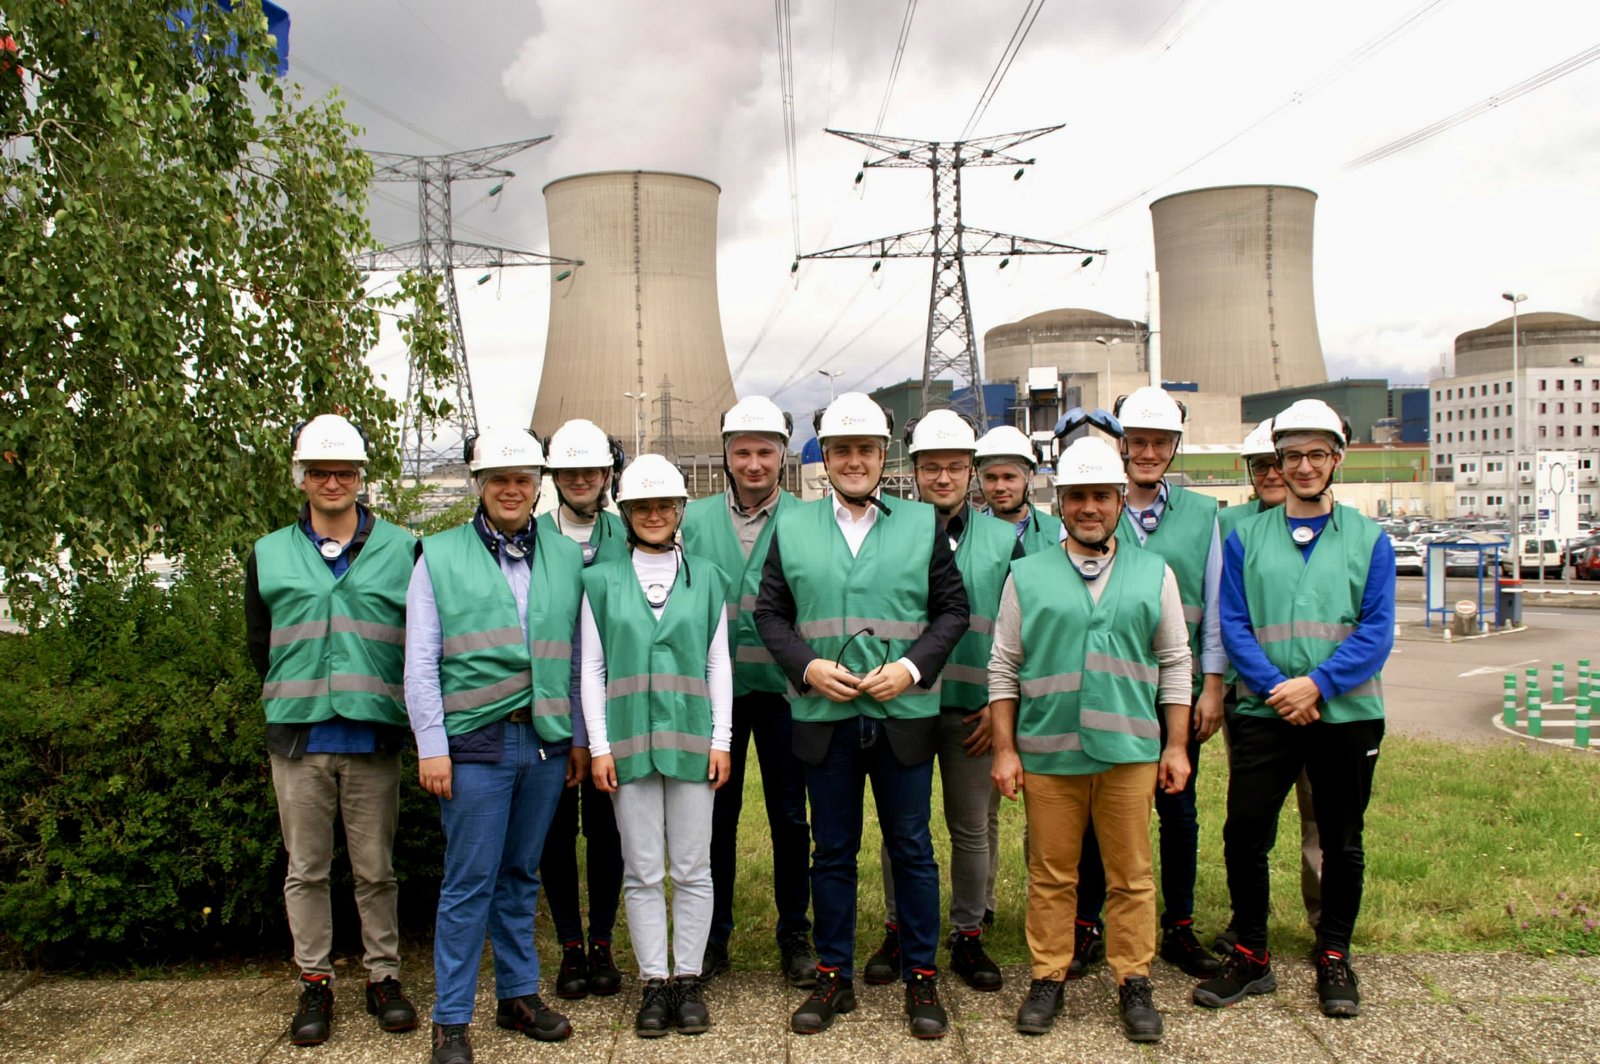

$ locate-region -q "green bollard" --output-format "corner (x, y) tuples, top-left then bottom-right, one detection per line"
(1526, 667), (1541, 708)
(1528, 678), (1544, 738)
(1578, 660), (1592, 749)
(1504, 673), (1519, 728)
(1554, 662), (1567, 704)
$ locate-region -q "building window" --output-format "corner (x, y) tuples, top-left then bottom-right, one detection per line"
(1540, 379), (1548, 392)
(1539, 427), (1548, 438)
(1557, 425), (1566, 437)
(1493, 429), (1500, 440)
(1538, 402), (1547, 414)
(1494, 383), (1501, 395)
(1557, 379), (1566, 391)
(1578, 426), (1585, 437)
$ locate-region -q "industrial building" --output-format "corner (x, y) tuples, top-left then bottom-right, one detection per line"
(531, 171), (736, 459)
(1430, 311), (1600, 519)
(1151, 185), (1327, 397)
(1242, 379), (1427, 446)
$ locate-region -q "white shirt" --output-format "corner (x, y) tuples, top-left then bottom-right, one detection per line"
(579, 548), (733, 759)
(823, 494), (921, 685)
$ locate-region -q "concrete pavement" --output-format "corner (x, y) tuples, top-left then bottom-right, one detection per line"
(3, 952), (1597, 1062)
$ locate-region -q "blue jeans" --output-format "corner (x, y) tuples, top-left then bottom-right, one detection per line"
(432, 723), (568, 1025)
(710, 691), (811, 945)
(806, 716), (939, 981)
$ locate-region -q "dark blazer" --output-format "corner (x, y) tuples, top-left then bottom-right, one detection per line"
(753, 497), (970, 767)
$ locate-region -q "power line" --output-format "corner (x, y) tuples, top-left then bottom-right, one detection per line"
(775, 0), (802, 258)
(770, 277), (873, 399)
(873, 0), (918, 134)
(292, 56), (457, 153)
(1152, 0), (1224, 56)
(391, 0), (510, 99)
(844, 336), (922, 393)
(1347, 41), (1600, 170)
(960, 0), (1048, 140)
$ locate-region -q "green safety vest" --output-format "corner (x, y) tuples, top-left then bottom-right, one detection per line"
(1016, 507), (1064, 557)
(1012, 544), (1168, 775)
(940, 507), (1016, 710)
(255, 518), (414, 726)
(419, 523), (583, 743)
(536, 508), (630, 567)
(1234, 507), (1386, 724)
(1217, 499), (1268, 686)
(582, 552), (728, 785)
(680, 490), (795, 696)
(1118, 482), (1216, 684)
(774, 495), (942, 723)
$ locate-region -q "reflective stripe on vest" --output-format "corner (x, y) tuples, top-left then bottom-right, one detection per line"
(1118, 482), (1214, 672)
(775, 496), (943, 722)
(1013, 545), (1168, 774)
(255, 518), (414, 727)
(681, 492), (795, 696)
(583, 552), (729, 785)
(420, 523), (583, 742)
(1236, 507), (1386, 725)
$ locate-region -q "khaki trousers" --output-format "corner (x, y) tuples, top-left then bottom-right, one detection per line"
(270, 751), (402, 981)
(1023, 763), (1157, 983)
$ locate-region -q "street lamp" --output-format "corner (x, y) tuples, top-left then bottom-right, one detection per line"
(622, 390), (646, 458)
(818, 368), (845, 403)
(1094, 335), (1121, 410)
(1502, 291), (1527, 580)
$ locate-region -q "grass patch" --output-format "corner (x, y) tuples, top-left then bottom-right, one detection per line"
(688, 733), (1600, 970)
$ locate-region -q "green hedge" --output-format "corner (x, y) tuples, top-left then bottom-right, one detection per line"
(0, 565), (445, 967)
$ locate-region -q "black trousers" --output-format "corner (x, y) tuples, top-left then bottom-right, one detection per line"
(539, 775), (624, 945)
(1223, 713), (1384, 956)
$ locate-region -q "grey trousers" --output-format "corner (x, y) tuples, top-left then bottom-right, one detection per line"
(612, 772), (716, 980)
(882, 710), (993, 933)
(270, 751), (402, 981)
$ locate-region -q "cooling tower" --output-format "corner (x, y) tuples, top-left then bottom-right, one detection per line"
(533, 171), (734, 459)
(1150, 185), (1327, 396)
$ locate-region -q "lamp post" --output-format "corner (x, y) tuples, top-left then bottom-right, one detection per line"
(622, 390), (646, 458)
(1094, 335), (1121, 410)
(818, 368), (845, 403)
(1502, 292), (1527, 579)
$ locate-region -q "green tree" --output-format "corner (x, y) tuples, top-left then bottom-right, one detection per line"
(0, 1), (411, 620)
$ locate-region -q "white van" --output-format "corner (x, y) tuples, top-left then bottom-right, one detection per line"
(1499, 536), (1566, 579)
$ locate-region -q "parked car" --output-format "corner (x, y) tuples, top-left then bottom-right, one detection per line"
(1573, 544), (1600, 582)
(1392, 540), (1424, 577)
(1499, 536), (1566, 579)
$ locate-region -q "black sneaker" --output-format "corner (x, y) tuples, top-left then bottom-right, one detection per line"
(555, 940), (589, 999)
(495, 994), (572, 1042)
(636, 978), (674, 1038)
(672, 974), (710, 1034)
(430, 1022), (473, 1064)
(701, 938), (731, 979)
(1193, 945), (1277, 1008)
(1118, 976), (1163, 1042)
(863, 924), (900, 985)
(948, 929), (1003, 992)
(1212, 925), (1239, 956)
(1160, 921), (1222, 976)
(1065, 920), (1104, 980)
(365, 976), (418, 1033)
(903, 968), (948, 1040)
(790, 966), (856, 1034)
(1315, 950), (1361, 1018)
(290, 974), (333, 1046)
(779, 932), (818, 988)
(588, 939), (622, 996)
(1014, 978), (1065, 1035)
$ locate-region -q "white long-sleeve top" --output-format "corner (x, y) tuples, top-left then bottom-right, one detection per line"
(579, 547), (733, 759)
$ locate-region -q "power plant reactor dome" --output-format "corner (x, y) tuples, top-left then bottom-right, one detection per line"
(983, 308), (1145, 385)
(1151, 184), (1327, 396)
(532, 170), (736, 460)
(1453, 311), (1600, 376)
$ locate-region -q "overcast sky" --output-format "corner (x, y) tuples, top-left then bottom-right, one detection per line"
(283, 0), (1600, 429)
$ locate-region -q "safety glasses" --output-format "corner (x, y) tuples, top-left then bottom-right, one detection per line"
(835, 625), (892, 678)
(1053, 406), (1124, 440)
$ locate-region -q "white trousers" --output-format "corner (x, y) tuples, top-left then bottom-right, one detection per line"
(611, 772), (716, 979)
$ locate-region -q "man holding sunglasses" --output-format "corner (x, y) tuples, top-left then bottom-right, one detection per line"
(245, 414), (419, 1045)
(754, 392), (969, 1040)
(863, 410), (1020, 994)
(1198, 399), (1394, 1019)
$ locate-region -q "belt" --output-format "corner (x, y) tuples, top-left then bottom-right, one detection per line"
(506, 706), (533, 723)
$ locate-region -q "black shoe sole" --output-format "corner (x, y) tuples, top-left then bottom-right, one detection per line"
(1192, 970), (1278, 1008)
(289, 1033), (329, 1047)
(908, 1022), (949, 1040)
(955, 970), (1004, 993)
(496, 1017), (573, 1042)
(785, 968), (819, 989)
(1320, 999), (1361, 1018)
(791, 994), (856, 1034)
(1015, 1019), (1056, 1036)
(862, 967), (897, 986)
(376, 1018), (419, 1033)
(675, 1020), (710, 1035)
(636, 1026), (672, 1038)
(1123, 1025), (1164, 1043)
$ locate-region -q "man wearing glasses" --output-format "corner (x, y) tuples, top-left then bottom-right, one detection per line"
(245, 415), (419, 1046)
(1197, 399), (1394, 1019)
(754, 392), (969, 1040)
(863, 410), (1020, 995)
(1069, 386), (1226, 981)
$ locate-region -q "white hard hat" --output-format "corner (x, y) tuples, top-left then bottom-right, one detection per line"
(974, 425), (1037, 469)
(617, 454), (688, 503)
(1114, 386), (1186, 435)
(468, 427), (545, 474)
(545, 419), (615, 469)
(1272, 400), (1348, 450)
(906, 409), (978, 455)
(1053, 437), (1128, 490)
(814, 392), (893, 442)
(722, 396), (792, 443)
(292, 414), (367, 487)
(1240, 419), (1277, 459)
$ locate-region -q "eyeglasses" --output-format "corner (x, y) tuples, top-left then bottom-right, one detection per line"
(1247, 459), (1280, 476)
(1125, 435), (1176, 456)
(305, 469), (359, 485)
(835, 625), (892, 678)
(1279, 450), (1334, 469)
(916, 462), (971, 479)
